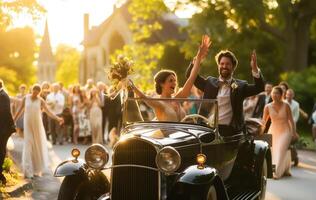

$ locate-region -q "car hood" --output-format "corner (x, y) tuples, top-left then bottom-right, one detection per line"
(121, 122), (213, 147)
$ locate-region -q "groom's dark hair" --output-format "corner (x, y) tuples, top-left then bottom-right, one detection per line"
(0, 79), (3, 88)
(215, 50), (238, 69)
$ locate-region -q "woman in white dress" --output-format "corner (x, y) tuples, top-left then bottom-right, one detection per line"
(262, 86), (296, 179)
(129, 35), (211, 121)
(14, 84), (63, 178)
(88, 88), (103, 144)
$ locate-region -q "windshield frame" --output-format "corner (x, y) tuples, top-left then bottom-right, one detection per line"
(122, 97), (218, 129)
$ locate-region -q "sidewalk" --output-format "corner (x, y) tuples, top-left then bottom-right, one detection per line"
(6, 134), (61, 200)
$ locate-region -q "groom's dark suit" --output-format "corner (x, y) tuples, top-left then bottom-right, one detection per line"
(0, 88), (15, 183)
(186, 63), (265, 136)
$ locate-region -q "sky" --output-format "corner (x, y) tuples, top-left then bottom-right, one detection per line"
(11, 0), (197, 49)
(12, 0), (117, 49)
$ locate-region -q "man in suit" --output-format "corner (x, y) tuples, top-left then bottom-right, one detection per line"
(186, 49), (264, 136)
(0, 80), (16, 185)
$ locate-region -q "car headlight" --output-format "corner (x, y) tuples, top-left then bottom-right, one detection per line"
(85, 144), (109, 169)
(155, 146), (181, 174)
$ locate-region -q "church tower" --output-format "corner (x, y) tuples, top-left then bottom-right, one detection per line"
(37, 20), (56, 83)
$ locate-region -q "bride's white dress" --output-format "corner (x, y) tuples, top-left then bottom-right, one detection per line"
(22, 94), (50, 177)
(268, 103), (292, 178)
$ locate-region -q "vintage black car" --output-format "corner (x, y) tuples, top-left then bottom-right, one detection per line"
(54, 98), (272, 200)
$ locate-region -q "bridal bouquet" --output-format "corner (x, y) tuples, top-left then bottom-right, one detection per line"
(108, 55), (134, 90)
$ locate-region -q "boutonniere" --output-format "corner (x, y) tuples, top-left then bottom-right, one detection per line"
(231, 82), (238, 90)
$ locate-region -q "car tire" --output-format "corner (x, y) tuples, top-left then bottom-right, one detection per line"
(58, 175), (86, 200)
(207, 185), (217, 200)
(258, 158), (268, 200)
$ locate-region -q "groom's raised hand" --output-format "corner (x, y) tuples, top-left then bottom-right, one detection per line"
(250, 50), (259, 73)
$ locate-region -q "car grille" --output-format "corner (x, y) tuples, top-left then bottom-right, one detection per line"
(111, 139), (159, 200)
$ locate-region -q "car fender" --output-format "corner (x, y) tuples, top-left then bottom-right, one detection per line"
(253, 140), (273, 178)
(229, 139), (272, 187)
(169, 165), (228, 200)
(54, 159), (85, 177)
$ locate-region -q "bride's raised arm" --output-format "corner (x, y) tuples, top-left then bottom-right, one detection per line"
(175, 35), (211, 98)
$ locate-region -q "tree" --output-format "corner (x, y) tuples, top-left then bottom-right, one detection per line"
(0, 0), (45, 31)
(176, 0), (316, 71)
(55, 45), (80, 86)
(0, 27), (37, 93)
(0, 0), (44, 94)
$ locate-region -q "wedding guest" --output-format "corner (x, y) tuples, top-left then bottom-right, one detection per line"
(88, 88), (103, 144)
(243, 95), (259, 119)
(285, 88), (300, 166)
(311, 109), (316, 144)
(13, 84), (27, 137)
(46, 83), (65, 145)
(13, 84), (63, 178)
(68, 85), (85, 144)
(279, 81), (289, 100)
(262, 86), (295, 179)
(97, 81), (108, 137)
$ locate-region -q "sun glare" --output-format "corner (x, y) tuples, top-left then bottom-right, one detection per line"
(12, 0), (116, 49)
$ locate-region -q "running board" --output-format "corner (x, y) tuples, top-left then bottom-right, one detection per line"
(229, 189), (260, 200)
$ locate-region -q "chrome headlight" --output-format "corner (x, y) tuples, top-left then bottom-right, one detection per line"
(85, 144), (109, 169)
(156, 146), (181, 174)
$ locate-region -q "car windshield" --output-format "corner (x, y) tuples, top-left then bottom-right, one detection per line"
(123, 98), (218, 128)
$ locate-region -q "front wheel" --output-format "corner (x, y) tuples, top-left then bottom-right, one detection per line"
(58, 172), (109, 200)
(58, 175), (86, 200)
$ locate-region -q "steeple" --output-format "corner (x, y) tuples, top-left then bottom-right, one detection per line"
(37, 20), (56, 83)
(38, 20), (54, 62)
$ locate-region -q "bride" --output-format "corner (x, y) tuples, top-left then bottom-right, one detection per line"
(14, 84), (63, 178)
(128, 35), (211, 121)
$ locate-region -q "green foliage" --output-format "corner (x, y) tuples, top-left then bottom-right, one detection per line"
(2, 157), (13, 172)
(177, 0), (316, 76)
(128, 0), (168, 42)
(0, 0), (43, 94)
(179, 1), (284, 82)
(55, 45), (80, 86)
(0, 0), (45, 30)
(111, 43), (164, 91)
(280, 66), (316, 112)
(158, 41), (190, 85)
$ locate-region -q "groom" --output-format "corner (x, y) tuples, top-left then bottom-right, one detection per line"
(0, 80), (16, 185)
(186, 47), (264, 136)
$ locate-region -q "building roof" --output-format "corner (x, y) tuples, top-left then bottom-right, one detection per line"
(38, 20), (55, 63)
(83, 2), (187, 47)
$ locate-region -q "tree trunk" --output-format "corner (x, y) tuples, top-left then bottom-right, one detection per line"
(283, 16), (313, 71)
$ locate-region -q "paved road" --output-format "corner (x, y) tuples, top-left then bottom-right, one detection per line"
(266, 150), (316, 200)
(7, 135), (316, 199)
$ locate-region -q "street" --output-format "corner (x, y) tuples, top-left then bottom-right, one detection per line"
(6, 135), (316, 200)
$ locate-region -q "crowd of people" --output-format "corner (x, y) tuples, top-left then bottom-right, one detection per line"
(242, 81), (312, 179)
(10, 79), (123, 147)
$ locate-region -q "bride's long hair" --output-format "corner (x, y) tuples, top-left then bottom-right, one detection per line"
(154, 70), (177, 95)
